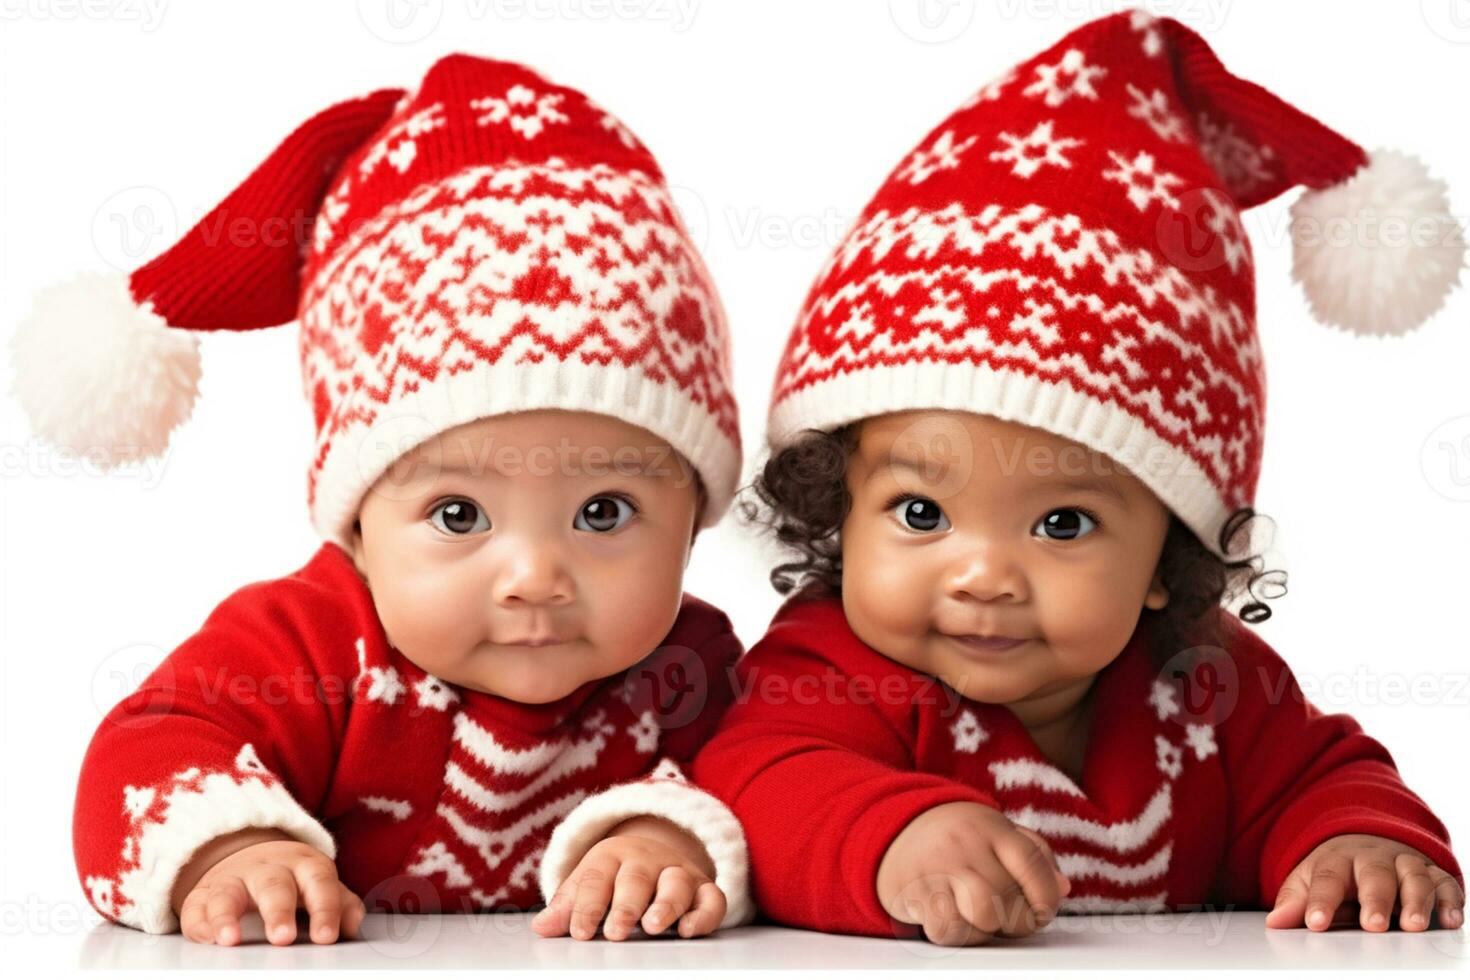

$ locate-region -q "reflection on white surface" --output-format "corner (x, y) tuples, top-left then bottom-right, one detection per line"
(72, 911), (1469, 970)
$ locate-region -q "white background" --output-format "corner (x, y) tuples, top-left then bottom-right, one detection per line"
(2, 0), (1468, 970)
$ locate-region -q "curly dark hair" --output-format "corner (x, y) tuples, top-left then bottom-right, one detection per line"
(737, 423), (1286, 665)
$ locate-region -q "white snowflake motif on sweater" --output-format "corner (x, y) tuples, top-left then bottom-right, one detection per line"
(356, 636), (405, 705)
(626, 710), (661, 754)
(1102, 150), (1183, 212)
(951, 709), (989, 753)
(896, 129), (978, 185)
(1022, 49), (1107, 107)
(989, 120), (1083, 179)
(1147, 678), (1180, 721)
(1125, 84), (1190, 143)
(1184, 723), (1218, 761)
(414, 673), (460, 712)
(1155, 734), (1184, 779)
(471, 84), (570, 139)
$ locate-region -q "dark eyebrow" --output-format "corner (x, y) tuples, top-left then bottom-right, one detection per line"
(868, 456), (1131, 509)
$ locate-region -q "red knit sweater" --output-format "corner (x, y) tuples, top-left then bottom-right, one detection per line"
(691, 594), (1461, 937)
(74, 543), (753, 934)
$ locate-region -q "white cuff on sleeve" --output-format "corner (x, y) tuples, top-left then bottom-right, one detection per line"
(106, 746), (336, 934)
(538, 777), (754, 930)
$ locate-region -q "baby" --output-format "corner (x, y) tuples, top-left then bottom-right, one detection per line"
(690, 12), (1464, 945)
(22, 55), (752, 943)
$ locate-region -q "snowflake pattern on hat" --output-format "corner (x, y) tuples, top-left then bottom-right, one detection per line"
(766, 11), (1455, 559)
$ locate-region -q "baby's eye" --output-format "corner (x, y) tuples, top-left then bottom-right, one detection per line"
(1033, 508), (1098, 541)
(893, 496), (950, 533)
(429, 498), (490, 535)
(574, 495), (636, 533)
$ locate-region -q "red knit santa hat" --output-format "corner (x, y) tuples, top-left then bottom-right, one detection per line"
(12, 55), (740, 546)
(769, 11), (1462, 558)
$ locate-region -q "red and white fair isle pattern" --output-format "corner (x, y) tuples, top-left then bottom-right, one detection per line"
(75, 546), (749, 933)
(283, 57), (738, 541)
(770, 12), (1304, 535)
(946, 670), (1215, 911)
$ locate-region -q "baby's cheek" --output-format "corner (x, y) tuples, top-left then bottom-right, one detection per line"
(584, 554), (686, 668)
(1038, 574), (1140, 673)
(372, 565), (480, 670)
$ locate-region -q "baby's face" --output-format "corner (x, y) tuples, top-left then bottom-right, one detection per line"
(351, 409), (702, 704)
(840, 410), (1171, 710)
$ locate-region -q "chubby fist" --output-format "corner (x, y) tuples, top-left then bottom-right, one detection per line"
(877, 800), (1071, 946)
(532, 815), (725, 941)
(170, 828), (365, 946)
(1267, 833), (1465, 932)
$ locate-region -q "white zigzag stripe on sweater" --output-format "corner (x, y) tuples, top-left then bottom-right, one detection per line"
(438, 793), (586, 874)
(1006, 783), (1173, 853)
(470, 845), (547, 909)
(989, 758), (1086, 798)
(451, 711), (589, 775)
(443, 721), (610, 814)
(1056, 842), (1173, 886)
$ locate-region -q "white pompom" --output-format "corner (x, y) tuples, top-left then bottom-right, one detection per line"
(9, 272), (200, 467)
(1289, 148), (1465, 335)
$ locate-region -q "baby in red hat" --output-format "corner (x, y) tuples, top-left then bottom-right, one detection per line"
(15, 56), (752, 944)
(690, 11), (1464, 944)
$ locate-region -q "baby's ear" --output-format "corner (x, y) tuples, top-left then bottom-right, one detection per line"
(1144, 570), (1170, 611)
(348, 519), (368, 575)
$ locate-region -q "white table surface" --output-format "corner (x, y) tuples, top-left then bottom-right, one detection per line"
(60, 911), (1470, 970)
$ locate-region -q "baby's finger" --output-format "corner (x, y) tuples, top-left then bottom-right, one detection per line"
(1432, 869), (1466, 929)
(604, 863), (658, 941)
(294, 856), (345, 944)
(531, 878), (576, 937)
(1303, 851), (1353, 931)
(1350, 856), (1398, 932)
(246, 865), (302, 945)
(204, 875), (251, 947)
(994, 831), (1062, 922)
(1266, 874), (1310, 929)
(179, 888), (214, 944)
(923, 876), (990, 947)
(569, 860), (616, 941)
(1012, 827), (1070, 915)
(642, 866), (696, 936)
(676, 880), (726, 938)
(339, 885), (367, 940)
(1392, 854), (1435, 932)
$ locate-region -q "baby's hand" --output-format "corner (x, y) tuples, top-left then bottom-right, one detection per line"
(170, 827), (366, 946)
(876, 800), (1071, 946)
(1267, 833), (1465, 932)
(532, 815), (725, 941)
